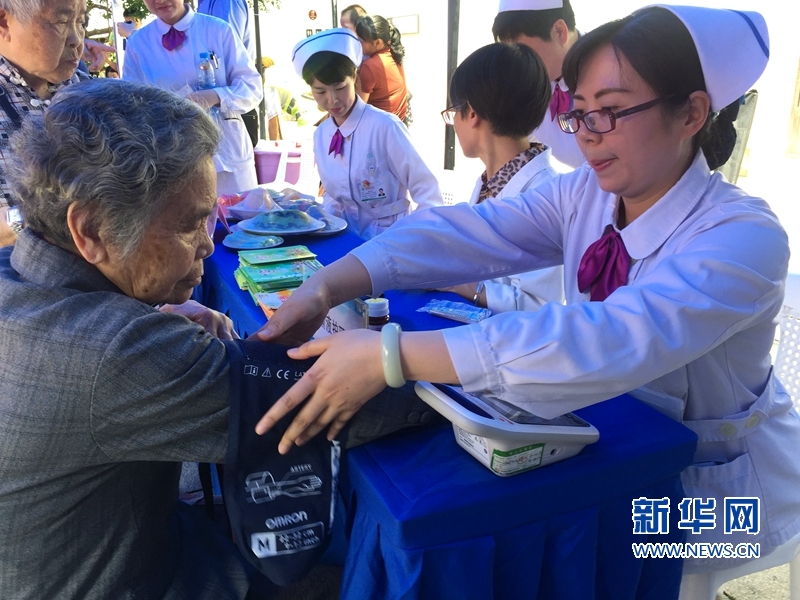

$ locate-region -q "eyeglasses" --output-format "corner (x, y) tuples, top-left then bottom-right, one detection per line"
(441, 106), (461, 126)
(558, 96), (681, 134)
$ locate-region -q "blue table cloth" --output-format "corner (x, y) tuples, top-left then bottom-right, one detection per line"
(341, 397), (696, 600)
(201, 225), (698, 600)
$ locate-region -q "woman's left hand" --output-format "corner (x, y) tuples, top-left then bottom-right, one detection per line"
(187, 89), (221, 110)
(160, 300), (239, 340)
(255, 329), (386, 454)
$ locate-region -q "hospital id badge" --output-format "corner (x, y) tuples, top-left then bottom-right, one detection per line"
(359, 179), (387, 203)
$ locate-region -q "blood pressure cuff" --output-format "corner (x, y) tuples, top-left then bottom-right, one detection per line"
(223, 339), (339, 586)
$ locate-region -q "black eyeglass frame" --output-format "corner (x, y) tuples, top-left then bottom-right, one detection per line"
(558, 96), (685, 134)
(441, 105), (463, 126)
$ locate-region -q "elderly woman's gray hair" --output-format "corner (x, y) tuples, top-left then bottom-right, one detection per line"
(0, 0), (45, 23)
(6, 79), (220, 258)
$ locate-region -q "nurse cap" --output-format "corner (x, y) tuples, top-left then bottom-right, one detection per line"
(291, 28), (363, 78)
(652, 5), (769, 112)
(497, 0), (562, 11)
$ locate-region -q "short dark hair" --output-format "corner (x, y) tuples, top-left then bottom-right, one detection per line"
(449, 43), (551, 139)
(492, 1), (576, 42)
(302, 51), (357, 86)
(562, 6), (735, 170)
(341, 4), (367, 22)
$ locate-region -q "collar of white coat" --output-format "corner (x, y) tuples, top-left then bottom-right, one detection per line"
(155, 4), (195, 34)
(333, 95), (367, 138)
(613, 151), (711, 260)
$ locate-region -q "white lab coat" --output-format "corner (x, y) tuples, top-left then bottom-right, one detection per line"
(351, 151), (800, 566)
(123, 7), (261, 192)
(315, 97), (442, 240)
(529, 79), (585, 170)
(468, 148), (565, 313)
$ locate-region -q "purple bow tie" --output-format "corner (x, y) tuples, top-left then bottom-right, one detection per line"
(577, 226), (630, 301)
(162, 26), (186, 51)
(328, 129), (344, 156)
(549, 85), (572, 121)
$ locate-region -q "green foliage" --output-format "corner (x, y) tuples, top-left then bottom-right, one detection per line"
(87, 0), (279, 23)
(249, 0), (281, 12)
(86, 0), (149, 23)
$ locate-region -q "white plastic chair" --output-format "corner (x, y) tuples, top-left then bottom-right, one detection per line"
(678, 304), (800, 600)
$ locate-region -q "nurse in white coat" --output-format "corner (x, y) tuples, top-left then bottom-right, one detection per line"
(493, 0), (585, 169)
(124, 0), (262, 195)
(291, 29), (442, 240)
(256, 6), (800, 573)
(439, 42), (564, 312)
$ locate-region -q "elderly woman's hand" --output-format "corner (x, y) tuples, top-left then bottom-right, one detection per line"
(160, 300), (239, 340)
(255, 329), (386, 453)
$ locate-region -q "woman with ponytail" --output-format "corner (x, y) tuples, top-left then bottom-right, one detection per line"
(355, 15), (410, 124)
(260, 6), (800, 576)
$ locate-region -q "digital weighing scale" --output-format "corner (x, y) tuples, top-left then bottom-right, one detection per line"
(414, 382), (600, 477)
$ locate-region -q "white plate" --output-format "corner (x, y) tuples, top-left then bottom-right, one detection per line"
(238, 210), (326, 236)
(222, 230), (284, 250)
(228, 206), (268, 220)
(306, 206), (348, 236)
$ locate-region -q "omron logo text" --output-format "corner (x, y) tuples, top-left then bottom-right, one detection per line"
(265, 511), (308, 529)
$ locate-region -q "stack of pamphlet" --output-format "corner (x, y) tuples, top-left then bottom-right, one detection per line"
(233, 246), (324, 314)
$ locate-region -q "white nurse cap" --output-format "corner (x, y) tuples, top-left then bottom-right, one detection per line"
(497, 0), (563, 12)
(652, 5), (769, 112)
(291, 28), (363, 77)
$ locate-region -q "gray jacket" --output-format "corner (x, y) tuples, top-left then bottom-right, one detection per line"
(0, 230), (249, 599)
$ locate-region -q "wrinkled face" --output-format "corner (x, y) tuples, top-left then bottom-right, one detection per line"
(102, 158), (217, 305)
(310, 75), (356, 126)
(572, 45), (688, 210)
(142, 0), (186, 25)
(510, 33), (565, 82)
(0, 0), (85, 89)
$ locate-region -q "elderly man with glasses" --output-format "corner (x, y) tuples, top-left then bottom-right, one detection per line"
(0, 0), (113, 247)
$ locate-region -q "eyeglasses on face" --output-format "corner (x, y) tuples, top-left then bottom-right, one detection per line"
(441, 106), (462, 126)
(558, 96), (684, 134)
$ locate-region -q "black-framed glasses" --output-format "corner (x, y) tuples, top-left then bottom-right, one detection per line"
(558, 96), (677, 134)
(441, 106), (461, 126)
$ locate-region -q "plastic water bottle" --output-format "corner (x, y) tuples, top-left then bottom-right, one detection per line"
(197, 52), (216, 90)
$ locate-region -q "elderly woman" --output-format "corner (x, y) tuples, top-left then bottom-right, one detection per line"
(0, 78), (250, 599)
(0, 0), (90, 246)
(0, 79), (431, 599)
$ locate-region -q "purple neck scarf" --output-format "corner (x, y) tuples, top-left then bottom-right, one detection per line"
(162, 26), (186, 51)
(328, 129), (344, 157)
(577, 226), (630, 301)
(549, 85), (571, 121)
